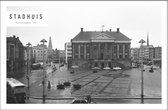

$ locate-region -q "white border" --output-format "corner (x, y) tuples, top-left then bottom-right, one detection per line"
(1, 1), (167, 110)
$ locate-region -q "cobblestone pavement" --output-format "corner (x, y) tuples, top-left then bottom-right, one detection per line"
(18, 64), (161, 104)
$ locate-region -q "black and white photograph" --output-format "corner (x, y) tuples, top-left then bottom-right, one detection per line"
(0, 1), (167, 110)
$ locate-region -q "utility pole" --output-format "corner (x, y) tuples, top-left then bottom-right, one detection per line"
(139, 39), (146, 104)
(40, 39), (47, 103)
(59, 50), (60, 69)
(26, 42), (31, 100)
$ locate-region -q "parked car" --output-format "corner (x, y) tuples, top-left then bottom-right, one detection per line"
(103, 67), (111, 70)
(71, 97), (88, 104)
(113, 67), (121, 71)
(70, 70), (75, 74)
(92, 67), (100, 73)
(59, 63), (64, 67)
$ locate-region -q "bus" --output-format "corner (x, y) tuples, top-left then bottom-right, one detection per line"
(7, 78), (27, 103)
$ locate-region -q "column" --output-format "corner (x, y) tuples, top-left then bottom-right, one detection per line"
(123, 44), (125, 59)
(105, 43), (107, 59)
(98, 43), (100, 59)
(72, 44), (74, 59)
(117, 44), (119, 59)
(78, 44), (80, 59)
(128, 44), (130, 58)
(84, 44), (86, 59)
(90, 43), (92, 59)
(109, 43), (112, 59)
(111, 44), (113, 59)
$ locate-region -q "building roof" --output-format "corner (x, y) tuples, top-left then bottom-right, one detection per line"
(143, 45), (154, 48)
(33, 44), (47, 49)
(72, 29), (131, 42)
(7, 35), (23, 45)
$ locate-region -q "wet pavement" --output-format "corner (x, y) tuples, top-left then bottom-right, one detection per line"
(17, 64), (161, 104)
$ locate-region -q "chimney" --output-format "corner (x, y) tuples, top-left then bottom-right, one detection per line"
(13, 35), (16, 38)
(109, 29), (112, 32)
(117, 28), (120, 32)
(81, 28), (83, 32)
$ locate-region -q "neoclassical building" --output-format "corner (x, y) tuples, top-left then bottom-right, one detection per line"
(71, 28), (131, 69)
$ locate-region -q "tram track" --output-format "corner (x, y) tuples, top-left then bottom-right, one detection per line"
(71, 70), (112, 93)
(98, 69), (127, 94)
(71, 69), (126, 95)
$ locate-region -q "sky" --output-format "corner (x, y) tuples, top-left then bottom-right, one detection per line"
(7, 1), (164, 50)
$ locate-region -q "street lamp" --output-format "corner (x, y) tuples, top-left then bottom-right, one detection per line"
(139, 39), (146, 104)
(40, 39), (47, 103)
(26, 42), (31, 100)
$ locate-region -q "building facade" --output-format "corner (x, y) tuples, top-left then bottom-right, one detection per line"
(32, 44), (48, 62)
(53, 49), (65, 63)
(130, 48), (139, 61)
(139, 45), (154, 60)
(59, 50), (66, 64)
(138, 35), (154, 61)
(65, 42), (72, 64)
(154, 46), (161, 59)
(7, 35), (25, 77)
(53, 48), (59, 63)
(71, 28), (131, 69)
(153, 46), (161, 66)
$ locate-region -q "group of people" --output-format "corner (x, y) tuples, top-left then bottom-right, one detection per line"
(52, 65), (57, 73)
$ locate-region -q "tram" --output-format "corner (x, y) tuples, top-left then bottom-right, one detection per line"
(7, 78), (27, 103)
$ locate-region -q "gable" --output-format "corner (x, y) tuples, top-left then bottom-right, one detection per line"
(72, 31), (131, 43)
(91, 33), (115, 40)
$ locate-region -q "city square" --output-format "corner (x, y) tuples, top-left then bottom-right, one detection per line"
(16, 63), (161, 104)
(3, 1), (165, 107)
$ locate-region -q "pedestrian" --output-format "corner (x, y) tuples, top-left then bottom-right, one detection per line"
(86, 95), (91, 103)
(47, 81), (51, 90)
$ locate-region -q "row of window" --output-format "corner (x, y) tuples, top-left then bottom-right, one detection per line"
(74, 51), (129, 59)
(67, 46), (71, 48)
(67, 49), (72, 51)
(74, 53), (90, 59)
(67, 53), (72, 55)
(74, 44), (129, 54)
(37, 54), (47, 57)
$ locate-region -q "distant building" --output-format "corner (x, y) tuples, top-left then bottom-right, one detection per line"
(32, 44), (48, 62)
(59, 50), (66, 63)
(143, 45), (154, 60)
(65, 42), (72, 64)
(53, 48), (59, 63)
(139, 34), (154, 61)
(53, 49), (65, 63)
(71, 28), (131, 69)
(154, 46), (162, 59)
(153, 46), (161, 66)
(130, 48), (139, 61)
(7, 35), (25, 77)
